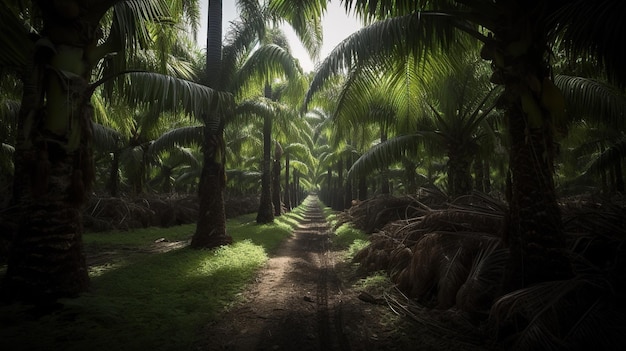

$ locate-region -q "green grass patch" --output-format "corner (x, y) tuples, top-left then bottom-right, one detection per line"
(84, 224), (196, 248)
(1, 208), (300, 351)
(333, 223), (369, 258)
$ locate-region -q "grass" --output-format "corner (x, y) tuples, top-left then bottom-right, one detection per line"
(0, 209), (300, 351)
(333, 223), (369, 260)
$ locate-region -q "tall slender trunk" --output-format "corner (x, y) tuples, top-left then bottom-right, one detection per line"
(325, 167), (332, 205)
(358, 174), (367, 200)
(193, 0), (231, 247)
(483, 18), (572, 289)
(271, 142), (282, 217)
(333, 159), (344, 210)
(447, 146), (473, 197)
(108, 150), (120, 197)
(380, 129), (390, 194)
(483, 160), (491, 193)
(4, 6), (100, 300)
(284, 153), (291, 211)
(293, 169), (299, 206)
(403, 159), (418, 194)
(256, 83), (274, 223)
(474, 157), (484, 192)
(193, 133), (231, 247)
(505, 104), (570, 288)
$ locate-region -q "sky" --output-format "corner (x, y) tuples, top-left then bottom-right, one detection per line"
(195, 1), (363, 73)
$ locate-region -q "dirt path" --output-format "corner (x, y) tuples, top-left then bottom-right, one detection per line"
(201, 195), (350, 350)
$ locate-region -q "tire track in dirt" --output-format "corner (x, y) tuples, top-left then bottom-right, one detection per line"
(202, 195), (350, 350)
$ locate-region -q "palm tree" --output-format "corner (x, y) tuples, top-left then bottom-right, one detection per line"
(192, 0), (324, 244)
(303, 0), (626, 289)
(0, 0), (228, 302)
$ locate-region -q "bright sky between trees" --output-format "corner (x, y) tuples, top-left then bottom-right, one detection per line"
(196, 0), (363, 73)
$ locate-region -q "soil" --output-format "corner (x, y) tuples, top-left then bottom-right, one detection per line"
(82, 194), (491, 350)
(193, 195), (486, 351)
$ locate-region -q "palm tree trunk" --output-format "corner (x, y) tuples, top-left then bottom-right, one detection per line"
(483, 160), (491, 193)
(5, 149), (90, 302)
(192, 132), (231, 247)
(272, 149), (282, 217)
(380, 129), (390, 194)
(447, 145), (473, 197)
(333, 158), (344, 210)
(256, 84), (274, 223)
(473, 157), (484, 192)
(284, 153), (291, 211)
(108, 150), (120, 197)
(504, 103), (571, 289)
(484, 23), (572, 289)
(4, 16), (96, 300)
(358, 174), (367, 200)
(193, 0), (231, 247)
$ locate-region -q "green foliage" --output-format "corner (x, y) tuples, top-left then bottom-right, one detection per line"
(0, 210), (299, 351)
(333, 222), (367, 250)
(84, 224), (195, 248)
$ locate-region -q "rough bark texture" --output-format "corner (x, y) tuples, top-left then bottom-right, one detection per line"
(504, 98), (571, 289)
(192, 133), (232, 248)
(447, 147), (473, 198)
(3, 1), (100, 301)
(256, 114), (274, 223)
(5, 146), (89, 302)
(272, 157), (282, 217)
(283, 153), (291, 211)
(192, 0), (232, 248)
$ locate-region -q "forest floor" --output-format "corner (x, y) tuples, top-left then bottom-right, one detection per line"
(194, 195), (487, 351)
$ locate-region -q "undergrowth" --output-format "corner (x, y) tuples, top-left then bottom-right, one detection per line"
(0, 207), (301, 351)
(333, 223), (368, 259)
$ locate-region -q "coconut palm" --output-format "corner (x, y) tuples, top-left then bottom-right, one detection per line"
(343, 56), (500, 198)
(0, 0), (229, 301)
(192, 0), (323, 244)
(300, 0), (626, 289)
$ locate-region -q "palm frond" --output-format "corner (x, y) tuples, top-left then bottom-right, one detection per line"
(149, 125), (204, 155)
(92, 122), (123, 151)
(231, 44), (301, 95)
(555, 75), (626, 129)
(306, 11), (460, 104)
(581, 135), (626, 176)
(489, 274), (624, 350)
(161, 146), (199, 168)
(0, 4), (31, 73)
(551, 0), (626, 87)
(347, 134), (427, 178)
(120, 71), (233, 122)
(268, 0), (325, 59)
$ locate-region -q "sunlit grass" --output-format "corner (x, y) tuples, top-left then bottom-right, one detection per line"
(84, 223), (195, 248)
(0, 207), (300, 351)
(333, 223), (369, 260)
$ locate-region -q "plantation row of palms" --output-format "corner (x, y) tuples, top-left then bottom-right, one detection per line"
(0, 0), (625, 348)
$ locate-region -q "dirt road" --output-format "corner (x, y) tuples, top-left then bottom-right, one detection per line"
(202, 195), (350, 350)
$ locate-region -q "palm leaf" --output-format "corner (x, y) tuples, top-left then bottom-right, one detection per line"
(268, 0), (325, 59)
(306, 11), (462, 104)
(555, 75), (626, 129)
(490, 274), (624, 350)
(231, 44), (301, 95)
(551, 0), (626, 87)
(0, 3), (31, 73)
(161, 146), (199, 169)
(149, 125), (204, 155)
(120, 72), (233, 122)
(92, 122), (123, 151)
(347, 134), (429, 178)
(581, 135), (626, 176)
